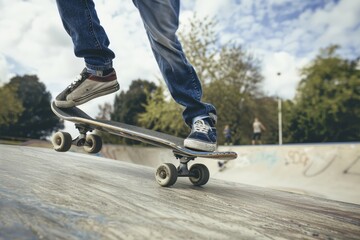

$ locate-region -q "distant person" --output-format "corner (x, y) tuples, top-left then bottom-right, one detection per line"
(252, 118), (266, 145)
(223, 125), (232, 145)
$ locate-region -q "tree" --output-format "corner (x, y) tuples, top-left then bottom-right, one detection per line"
(0, 75), (64, 139)
(96, 102), (113, 120)
(111, 79), (157, 125)
(0, 84), (23, 127)
(140, 15), (272, 144)
(97, 79), (158, 144)
(138, 83), (188, 137)
(248, 96), (279, 144)
(178, 15), (219, 85)
(203, 45), (266, 144)
(285, 45), (360, 143)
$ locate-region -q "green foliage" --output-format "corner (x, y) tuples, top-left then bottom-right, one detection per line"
(0, 84), (24, 126)
(203, 44), (268, 144)
(178, 15), (218, 85)
(0, 75), (64, 139)
(140, 15), (276, 144)
(285, 45), (360, 143)
(249, 97), (279, 144)
(281, 100), (295, 143)
(138, 84), (188, 138)
(97, 79), (158, 144)
(111, 79), (157, 125)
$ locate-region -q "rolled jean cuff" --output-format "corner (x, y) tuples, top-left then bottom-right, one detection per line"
(85, 61), (113, 71)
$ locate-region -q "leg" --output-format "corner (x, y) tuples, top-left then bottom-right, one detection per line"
(55, 0), (115, 70)
(54, 0), (119, 107)
(132, 0), (216, 126)
(258, 133), (262, 144)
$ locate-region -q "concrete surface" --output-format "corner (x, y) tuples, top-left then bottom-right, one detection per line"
(1, 144), (360, 239)
(96, 143), (360, 205)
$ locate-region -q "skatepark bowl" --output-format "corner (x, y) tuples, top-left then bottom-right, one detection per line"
(1, 143), (360, 239)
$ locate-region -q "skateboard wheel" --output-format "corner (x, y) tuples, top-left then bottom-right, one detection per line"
(52, 131), (72, 152)
(155, 163), (178, 187)
(189, 164), (210, 186)
(84, 134), (102, 154)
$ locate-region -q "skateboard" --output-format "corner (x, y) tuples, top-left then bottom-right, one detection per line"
(51, 102), (237, 187)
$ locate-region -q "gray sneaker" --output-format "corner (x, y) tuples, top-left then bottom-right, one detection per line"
(55, 68), (119, 108)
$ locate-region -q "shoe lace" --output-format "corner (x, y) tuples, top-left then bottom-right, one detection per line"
(67, 73), (87, 91)
(193, 120), (210, 134)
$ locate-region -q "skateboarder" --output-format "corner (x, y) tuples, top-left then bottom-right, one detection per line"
(54, 0), (217, 152)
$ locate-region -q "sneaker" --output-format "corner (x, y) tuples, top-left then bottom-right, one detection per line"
(55, 68), (120, 108)
(184, 117), (217, 152)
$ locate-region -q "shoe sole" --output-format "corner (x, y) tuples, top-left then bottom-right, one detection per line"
(55, 83), (120, 108)
(184, 138), (217, 152)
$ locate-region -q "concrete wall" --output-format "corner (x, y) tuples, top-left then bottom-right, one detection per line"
(99, 143), (360, 205)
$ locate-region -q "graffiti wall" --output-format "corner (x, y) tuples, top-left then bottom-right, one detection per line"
(212, 144), (360, 204)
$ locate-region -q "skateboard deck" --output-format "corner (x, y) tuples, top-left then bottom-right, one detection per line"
(51, 101), (237, 187)
(51, 102), (237, 160)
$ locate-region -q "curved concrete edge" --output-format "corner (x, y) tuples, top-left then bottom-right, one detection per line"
(19, 141), (360, 204)
(18, 141), (360, 204)
(92, 143), (360, 205)
(1, 145), (360, 240)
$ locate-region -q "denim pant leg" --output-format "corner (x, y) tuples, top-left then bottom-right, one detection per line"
(133, 0), (217, 126)
(55, 0), (115, 70)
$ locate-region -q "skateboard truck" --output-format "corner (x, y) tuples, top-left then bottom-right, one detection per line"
(73, 124), (93, 147)
(52, 124), (103, 154)
(176, 155), (196, 177)
(154, 152), (210, 187)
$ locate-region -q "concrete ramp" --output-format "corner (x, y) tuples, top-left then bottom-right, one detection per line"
(1, 145), (360, 239)
(98, 143), (360, 204)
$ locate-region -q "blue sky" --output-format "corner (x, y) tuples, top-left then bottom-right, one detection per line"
(0, 0), (359, 135)
(192, 0), (358, 57)
(179, 0), (359, 98)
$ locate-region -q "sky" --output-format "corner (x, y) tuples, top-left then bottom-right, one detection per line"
(0, 0), (359, 135)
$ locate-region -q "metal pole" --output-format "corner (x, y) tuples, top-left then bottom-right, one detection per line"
(277, 72), (283, 145)
(278, 97), (283, 145)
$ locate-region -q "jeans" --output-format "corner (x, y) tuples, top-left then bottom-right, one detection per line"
(55, 0), (216, 126)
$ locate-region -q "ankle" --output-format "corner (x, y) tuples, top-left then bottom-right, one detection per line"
(86, 67), (114, 76)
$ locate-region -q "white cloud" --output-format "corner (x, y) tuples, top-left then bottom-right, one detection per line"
(0, 0), (359, 135)
(305, 0), (360, 52)
(261, 51), (309, 99)
(0, 54), (8, 84)
(193, 0), (236, 19)
(0, 0), (161, 120)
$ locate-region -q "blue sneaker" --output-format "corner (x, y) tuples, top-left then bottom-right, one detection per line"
(184, 117), (217, 152)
